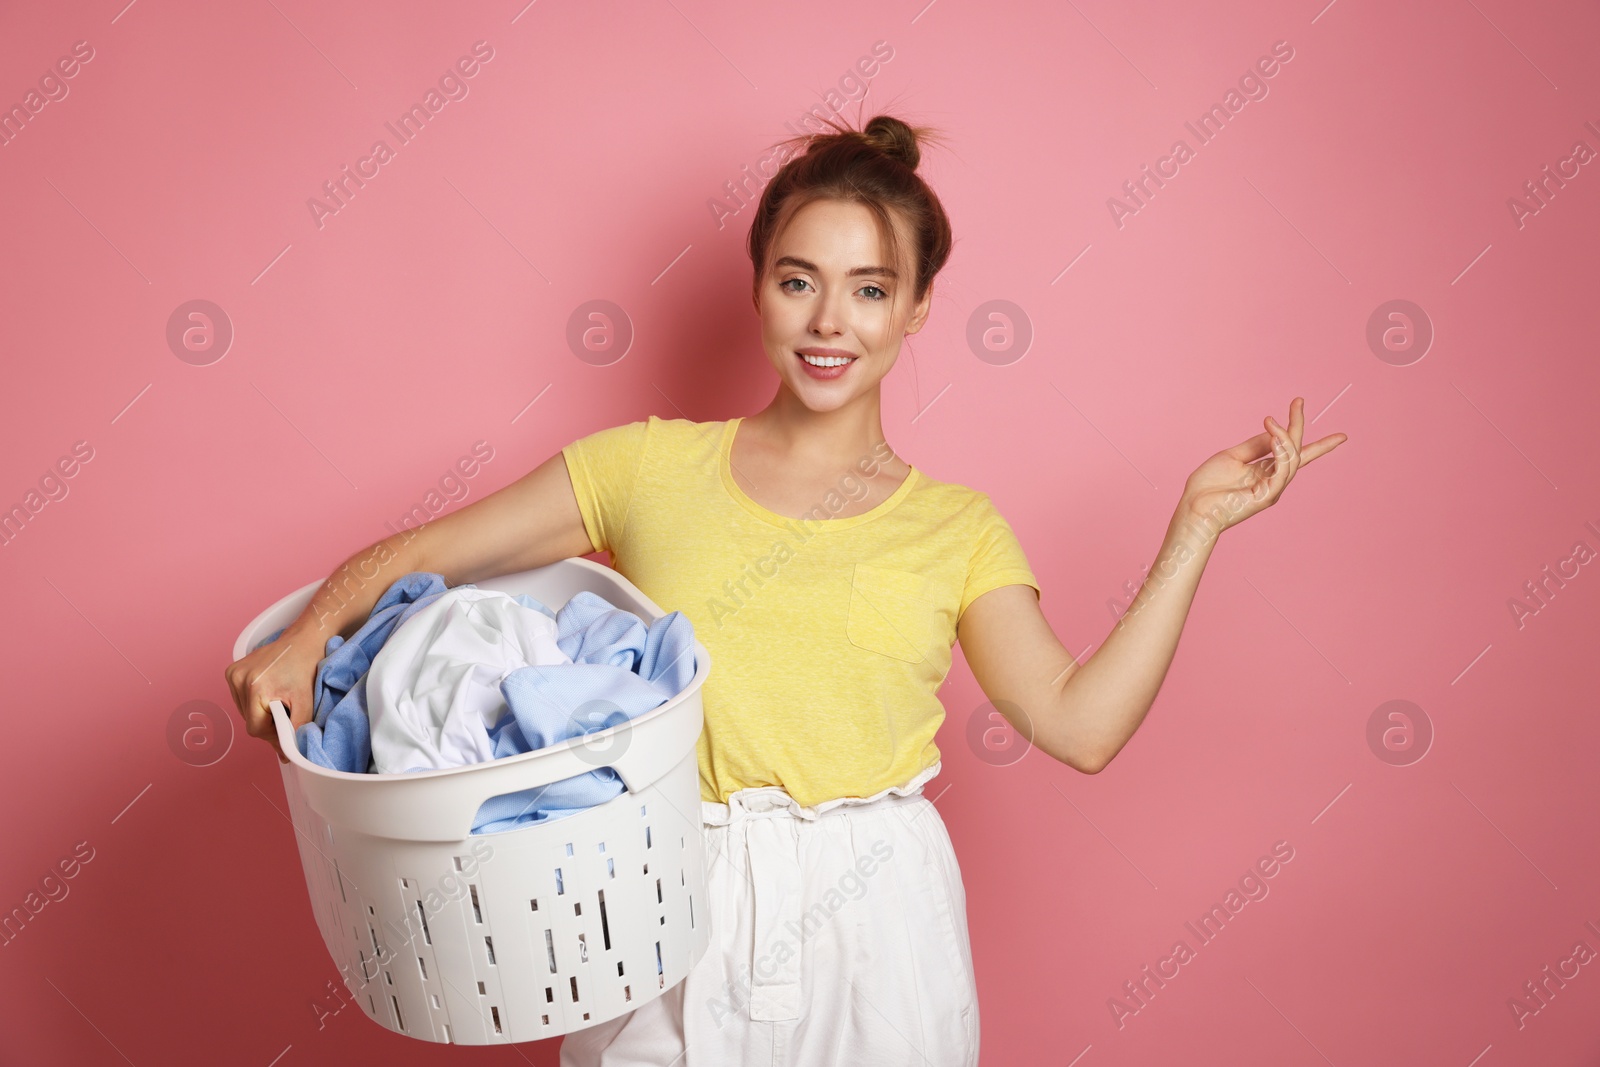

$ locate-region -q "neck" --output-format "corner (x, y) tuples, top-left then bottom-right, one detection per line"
(746, 389), (902, 473)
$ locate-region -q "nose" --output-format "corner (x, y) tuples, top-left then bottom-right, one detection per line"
(808, 289), (845, 337)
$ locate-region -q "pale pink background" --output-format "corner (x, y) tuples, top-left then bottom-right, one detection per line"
(2, 0), (1598, 1063)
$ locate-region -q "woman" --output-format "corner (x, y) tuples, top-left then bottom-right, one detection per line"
(225, 113), (1345, 1065)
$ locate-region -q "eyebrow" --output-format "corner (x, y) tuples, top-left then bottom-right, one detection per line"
(773, 255), (898, 280)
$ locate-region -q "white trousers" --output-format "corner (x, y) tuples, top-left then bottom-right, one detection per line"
(559, 761), (979, 1066)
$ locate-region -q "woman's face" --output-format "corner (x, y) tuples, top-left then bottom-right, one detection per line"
(755, 197), (932, 413)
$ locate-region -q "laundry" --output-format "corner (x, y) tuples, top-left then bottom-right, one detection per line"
(255, 572), (450, 773)
(251, 573), (698, 834)
(472, 587), (699, 832)
(365, 587), (573, 774)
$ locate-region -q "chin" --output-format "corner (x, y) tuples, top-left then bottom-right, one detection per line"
(793, 384), (865, 413)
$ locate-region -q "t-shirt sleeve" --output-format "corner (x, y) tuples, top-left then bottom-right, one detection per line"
(959, 492), (1041, 620)
(560, 419), (651, 554)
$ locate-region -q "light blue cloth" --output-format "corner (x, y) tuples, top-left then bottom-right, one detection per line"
(253, 574), (698, 836)
(472, 591), (700, 833)
(256, 572), (449, 773)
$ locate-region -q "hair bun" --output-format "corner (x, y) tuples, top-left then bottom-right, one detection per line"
(862, 115), (920, 170)
(750, 111), (953, 306)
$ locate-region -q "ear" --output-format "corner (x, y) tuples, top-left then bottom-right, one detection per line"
(904, 285), (933, 335)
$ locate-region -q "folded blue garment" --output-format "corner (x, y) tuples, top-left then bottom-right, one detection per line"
(253, 574), (697, 836)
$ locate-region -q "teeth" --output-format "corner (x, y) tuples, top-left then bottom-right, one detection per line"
(800, 353), (854, 367)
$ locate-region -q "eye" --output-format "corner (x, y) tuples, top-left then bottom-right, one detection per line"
(778, 278), (888, 301)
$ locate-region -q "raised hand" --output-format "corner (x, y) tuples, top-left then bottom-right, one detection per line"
(1178, 397), (1347, 537)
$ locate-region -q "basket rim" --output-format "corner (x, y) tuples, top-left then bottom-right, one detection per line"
(236, 558), (711, 786)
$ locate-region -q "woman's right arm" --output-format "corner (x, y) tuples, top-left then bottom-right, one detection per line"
(223, 448), (597, 759)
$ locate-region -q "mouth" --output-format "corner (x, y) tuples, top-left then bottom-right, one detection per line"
(795, 350), (859, 380)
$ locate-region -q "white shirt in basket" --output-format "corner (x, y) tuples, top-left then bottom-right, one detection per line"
(366, 587), (571, 773)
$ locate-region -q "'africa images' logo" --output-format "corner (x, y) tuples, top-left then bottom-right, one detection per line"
(306, 42), (496, 230)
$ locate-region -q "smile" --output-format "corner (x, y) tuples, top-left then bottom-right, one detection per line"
(794, 351), (859, 381)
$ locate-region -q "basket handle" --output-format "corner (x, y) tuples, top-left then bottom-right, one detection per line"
(267, 690), (703, 842)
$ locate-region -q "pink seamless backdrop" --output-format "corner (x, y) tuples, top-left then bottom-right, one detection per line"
(2, 0), (1597, 1064)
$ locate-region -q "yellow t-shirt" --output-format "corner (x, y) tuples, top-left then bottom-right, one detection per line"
(560, 415), (1041, 807)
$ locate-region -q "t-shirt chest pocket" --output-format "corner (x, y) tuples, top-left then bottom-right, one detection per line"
(845, 563), (936, 664)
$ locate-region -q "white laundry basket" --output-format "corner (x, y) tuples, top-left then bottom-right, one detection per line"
(230, 558), (713, 1045)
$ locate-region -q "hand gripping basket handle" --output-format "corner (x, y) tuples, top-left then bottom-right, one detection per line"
(268, 690), (704, 843)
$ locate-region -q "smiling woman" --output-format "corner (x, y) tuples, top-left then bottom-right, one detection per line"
(549, 113), (1017, 1067)
(226, 106), (1346, 1067)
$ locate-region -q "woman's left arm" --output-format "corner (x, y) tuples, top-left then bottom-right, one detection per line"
(956, 397), (1347, 774)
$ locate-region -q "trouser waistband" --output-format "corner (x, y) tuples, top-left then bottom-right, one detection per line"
(700, 759), (942, 828)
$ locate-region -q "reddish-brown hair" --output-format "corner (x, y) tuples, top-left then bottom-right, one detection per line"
(747, 113), (953, 318)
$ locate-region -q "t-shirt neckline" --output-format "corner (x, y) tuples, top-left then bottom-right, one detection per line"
(718, 416), (919, 531)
